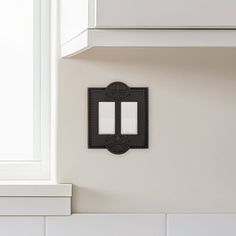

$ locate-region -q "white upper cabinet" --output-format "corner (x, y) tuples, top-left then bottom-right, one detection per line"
(60, 0), (236, 57)
(95, 0), (236, 29)
(60, 0), (89, 45)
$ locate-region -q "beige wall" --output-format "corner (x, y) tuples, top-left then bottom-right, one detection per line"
(57, 48), (236, 213)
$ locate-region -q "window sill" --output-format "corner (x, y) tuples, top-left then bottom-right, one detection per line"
(0, 184), (72, 216)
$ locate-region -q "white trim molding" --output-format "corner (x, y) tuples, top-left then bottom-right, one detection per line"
(61, 29), (236, 58)
(0, 184), (72, 216)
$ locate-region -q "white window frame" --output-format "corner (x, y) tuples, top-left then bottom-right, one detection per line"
(0, 0), (53, 181)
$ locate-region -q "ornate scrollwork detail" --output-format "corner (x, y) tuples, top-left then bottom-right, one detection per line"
(105, 82), (130, 100)
(105, 135), (131, 155)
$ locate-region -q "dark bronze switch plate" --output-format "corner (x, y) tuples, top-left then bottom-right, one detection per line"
(88, 82), (148, 155)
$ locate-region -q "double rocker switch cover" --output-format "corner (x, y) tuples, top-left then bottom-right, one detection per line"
(99, 101), (138, 135)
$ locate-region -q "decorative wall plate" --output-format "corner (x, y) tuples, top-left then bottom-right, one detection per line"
(88, 82), (148, 155)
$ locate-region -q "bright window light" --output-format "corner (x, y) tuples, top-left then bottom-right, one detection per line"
(0, 0), (51, 180)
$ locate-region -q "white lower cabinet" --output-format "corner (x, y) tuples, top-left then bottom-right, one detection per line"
(0, 217), (44, 236)
(46, 214), (166, 236)
(1, 214), (236, 236)
(167, 214), (236, 236)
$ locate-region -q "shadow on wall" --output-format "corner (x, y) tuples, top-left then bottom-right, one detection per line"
(71, 47), (236, 77)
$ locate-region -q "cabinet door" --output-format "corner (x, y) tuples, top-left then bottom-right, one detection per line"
(95, 0), (236, 28)
(46, 214), (165, 236)
(0, 217), (44, 236)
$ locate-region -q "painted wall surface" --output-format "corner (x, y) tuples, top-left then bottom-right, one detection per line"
(57, 48), (236, 213)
